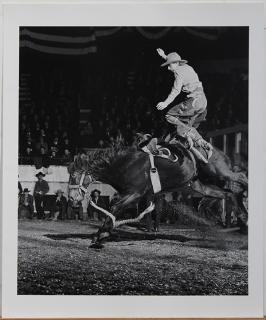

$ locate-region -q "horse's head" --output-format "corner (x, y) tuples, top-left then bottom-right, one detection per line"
(68, 170), (93, 203)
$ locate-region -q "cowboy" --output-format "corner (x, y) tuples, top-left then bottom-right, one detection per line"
(34, 172), (49, 219)
(156, 48), (213, 163)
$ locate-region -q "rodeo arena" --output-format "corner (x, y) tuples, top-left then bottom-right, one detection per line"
(18, 27), (248, 295)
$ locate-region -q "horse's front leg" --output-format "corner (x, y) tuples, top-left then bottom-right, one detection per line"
(91, 216), (114, 248)
(90, 193), (141, 248)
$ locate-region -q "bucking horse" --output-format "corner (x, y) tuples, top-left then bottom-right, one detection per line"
(68, 134), (248, 248)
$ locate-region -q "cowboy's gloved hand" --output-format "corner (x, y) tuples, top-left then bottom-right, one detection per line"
(156, 48), (167, 60)
(156, 102), (168, 110)
(187, 92), (201, 99)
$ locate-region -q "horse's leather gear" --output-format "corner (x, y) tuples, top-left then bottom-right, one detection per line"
(139, 134), (197, 191)
(138, 131), (211, 164)
(137, 133), (152, 148)
(140, 137), (178, 163)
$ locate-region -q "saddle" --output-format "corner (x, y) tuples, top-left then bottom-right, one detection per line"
(137, 133), (197, 194)
(136, 134), (176, 194)
(138, 134), (178, 163)
(137, 132), (208, 167)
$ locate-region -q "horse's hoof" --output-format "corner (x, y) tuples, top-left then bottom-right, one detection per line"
(90, 242), (104, 249)
(99, 232), (110, 241)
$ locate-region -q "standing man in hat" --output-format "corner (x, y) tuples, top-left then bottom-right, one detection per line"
(18, 188), (34, 219)
(34, 172), (49, 219)
(156, 48), (213, 163)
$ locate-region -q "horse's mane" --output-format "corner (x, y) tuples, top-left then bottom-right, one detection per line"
(68, 143), (138, 179)
(67, 134), (190, 181)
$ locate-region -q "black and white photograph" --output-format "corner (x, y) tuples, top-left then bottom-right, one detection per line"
(17, 25), (249, 296)
(1, 1), (264, 318)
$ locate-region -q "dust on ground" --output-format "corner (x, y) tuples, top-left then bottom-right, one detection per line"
(18, 220), (248, 295)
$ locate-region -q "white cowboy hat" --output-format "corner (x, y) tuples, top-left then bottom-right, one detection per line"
(161, 52), (187, 67)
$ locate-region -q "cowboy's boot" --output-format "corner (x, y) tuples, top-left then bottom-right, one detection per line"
(185, 127), (213, 162)
(166, 115), (212, 162)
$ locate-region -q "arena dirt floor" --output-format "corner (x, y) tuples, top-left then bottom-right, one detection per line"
(18, 220), (248, 295)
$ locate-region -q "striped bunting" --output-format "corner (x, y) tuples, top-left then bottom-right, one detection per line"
(20, 27), (98, 55)
(19, 27), (126, 55)
(20, 27), (223, 56)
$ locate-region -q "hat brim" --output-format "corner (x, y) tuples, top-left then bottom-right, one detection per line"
(35, 173), (45, 177)
(161, 59), (188, 67)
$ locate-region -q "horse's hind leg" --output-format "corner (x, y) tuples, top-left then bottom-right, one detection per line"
(191, 180), (227, 199)
(203, 149), (248, 188)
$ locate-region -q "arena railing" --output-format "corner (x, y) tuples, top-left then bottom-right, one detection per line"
(206, 123), (248, 227)
(206, 123), (248, 156)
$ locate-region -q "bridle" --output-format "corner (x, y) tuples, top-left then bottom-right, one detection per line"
(69, 171), (93, 197)
(68, 170), (156, 230)
(77, 172), (88, 194)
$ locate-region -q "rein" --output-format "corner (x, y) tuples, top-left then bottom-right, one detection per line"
(78, 172), (87, 194)
(69, 172), (90, 196)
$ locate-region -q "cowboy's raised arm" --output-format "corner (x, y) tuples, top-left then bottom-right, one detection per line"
(157, 48), (167, 60)
(164, 74), (183, 106)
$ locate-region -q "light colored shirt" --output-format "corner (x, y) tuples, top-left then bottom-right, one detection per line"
(164, 64), (203, 105)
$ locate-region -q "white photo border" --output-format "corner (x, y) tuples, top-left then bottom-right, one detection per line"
(2, 2), (264, 318)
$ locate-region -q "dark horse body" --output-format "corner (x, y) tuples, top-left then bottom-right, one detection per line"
(68, 141), (248, 247)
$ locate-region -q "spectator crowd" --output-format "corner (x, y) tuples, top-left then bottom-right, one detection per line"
(78, 64), (248, 148)
(18, 172), (194, 230)
(19, 58), (248, 168)
(19, 99), (75, 166)
(18, 172), (112, 222)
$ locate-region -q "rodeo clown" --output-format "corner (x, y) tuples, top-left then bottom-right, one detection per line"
(156, 48), (213, 163)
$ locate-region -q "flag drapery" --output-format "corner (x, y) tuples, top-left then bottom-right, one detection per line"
(20, 27), (98, 55)
(20, 27), (224, 56)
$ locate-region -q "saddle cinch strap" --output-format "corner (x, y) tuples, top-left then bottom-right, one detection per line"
(140, 137), (180, 194)
(142, 146), (162, 194)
